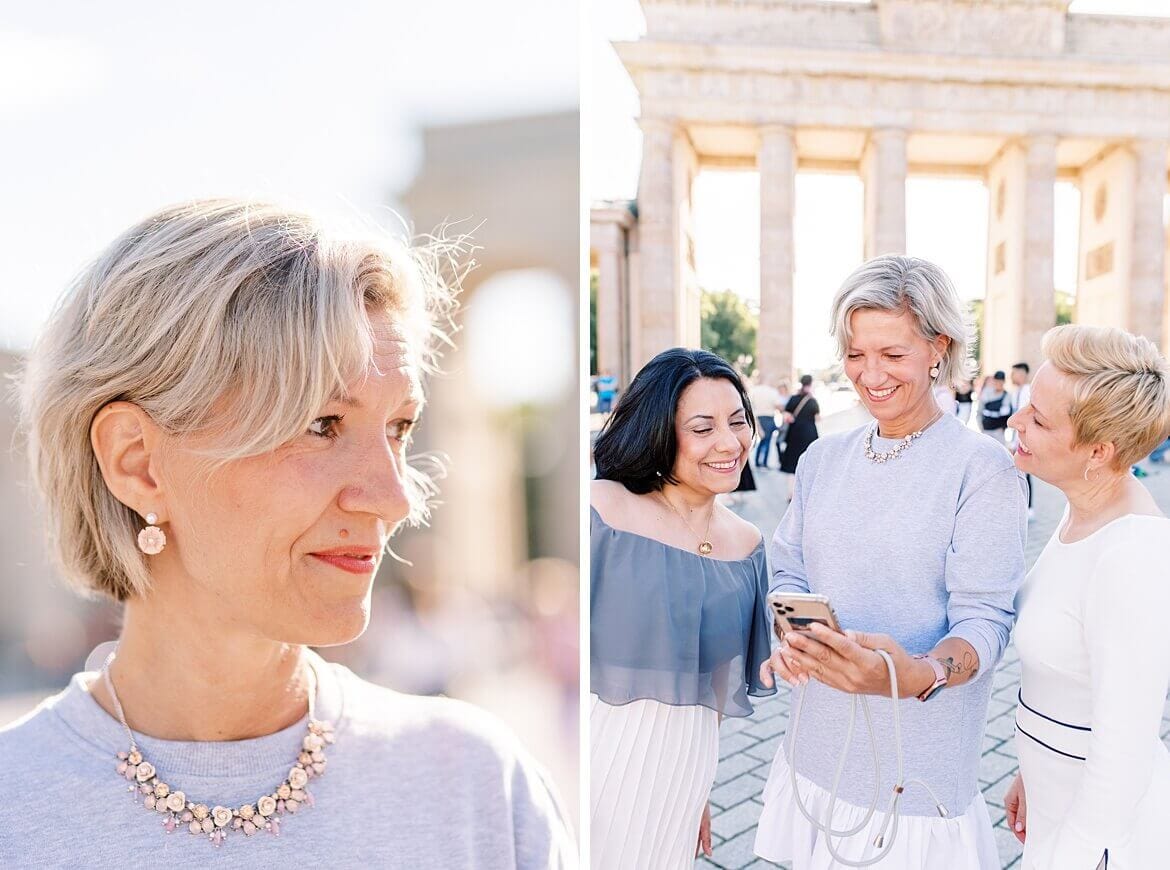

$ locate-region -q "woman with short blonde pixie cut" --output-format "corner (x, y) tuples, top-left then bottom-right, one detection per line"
(0, 198), (573, 868)
(1005, 325), (1170, 869)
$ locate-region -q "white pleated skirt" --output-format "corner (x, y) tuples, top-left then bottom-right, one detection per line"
(754, 751), (999, 869)
(590, 694), (720, 870)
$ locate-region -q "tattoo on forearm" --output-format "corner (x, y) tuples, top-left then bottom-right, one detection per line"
(938, 651), (979, 681)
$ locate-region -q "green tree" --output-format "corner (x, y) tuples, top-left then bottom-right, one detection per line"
(1055, 289), (1074, 326)
(968, 298), (984, 369)
(701, 289), (757, 370)
(589, 269), (598, 375)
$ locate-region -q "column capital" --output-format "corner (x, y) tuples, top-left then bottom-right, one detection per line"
(638, 116), (678, 137)
(1130, 137), (1169, 161)
(868, 126), (908, 143)
(759, 123), (795, 139)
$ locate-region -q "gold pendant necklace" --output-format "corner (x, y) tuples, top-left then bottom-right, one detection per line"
(103, 651), (335, 846)
(658, 493), (715, 556)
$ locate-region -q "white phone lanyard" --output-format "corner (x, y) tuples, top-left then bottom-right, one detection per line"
(786, 649), (950, 867)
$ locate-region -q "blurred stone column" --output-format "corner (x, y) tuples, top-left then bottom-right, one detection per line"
(863, 128), (907, 259)
(592, 220), (626, 382)
(1131, 139), (1167, 346)
(758, 124), (796, 384)
(636, 118), (696, 367)
(1020, 135), (1057, 368)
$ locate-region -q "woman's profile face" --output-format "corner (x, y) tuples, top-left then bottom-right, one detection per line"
(670, 377), (751, 496)
(1007, 362), (1088, 485)
(844, 307), (947, 427)
(155, 309), (420, 646)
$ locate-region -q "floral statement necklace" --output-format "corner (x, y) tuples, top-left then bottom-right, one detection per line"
(104, 652), (335, 847)
(863, 409), (944, 464)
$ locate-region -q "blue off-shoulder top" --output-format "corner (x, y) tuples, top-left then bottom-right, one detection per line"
(590, 506), (777, 719)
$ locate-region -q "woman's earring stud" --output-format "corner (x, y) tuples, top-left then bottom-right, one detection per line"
(929, 362), (941, 379)
(137, 512), (167, 555)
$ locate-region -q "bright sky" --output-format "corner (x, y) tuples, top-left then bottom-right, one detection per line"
(589, 0), (1170, 370)
(0, 0), (578, 351)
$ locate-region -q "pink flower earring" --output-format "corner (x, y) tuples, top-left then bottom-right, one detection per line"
(137, 512), (167, 555)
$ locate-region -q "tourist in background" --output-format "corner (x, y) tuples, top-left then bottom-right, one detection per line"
(979, 370), (1012, 444)
(1004, 325), (1170, 869)
(750, 375), (783, 468)
(955, 378), (975, 426)
(1010, 362), (1035, 520)
(596, 369), (618, 414)
(779, 374), (820, 501)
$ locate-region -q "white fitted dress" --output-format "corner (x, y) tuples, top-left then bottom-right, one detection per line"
(1013, 511), (1170, 869)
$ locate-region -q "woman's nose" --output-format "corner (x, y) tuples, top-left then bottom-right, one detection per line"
(717, 426), (743, 453)
(338, 441), (413, 526)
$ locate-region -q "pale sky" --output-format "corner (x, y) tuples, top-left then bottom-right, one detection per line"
(0, 0), (578, 351)
(589, 0), (1170, 370)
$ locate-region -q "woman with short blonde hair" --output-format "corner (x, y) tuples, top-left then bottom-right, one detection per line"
(0, 199), (573, 867)
(1005, 325), (1170, 869)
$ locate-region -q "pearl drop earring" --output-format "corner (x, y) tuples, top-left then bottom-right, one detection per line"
(137, 512), (167, 555)
(929, 361), (941, 379)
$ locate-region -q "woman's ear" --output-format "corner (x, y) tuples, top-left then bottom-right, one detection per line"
(932, 333), (952, 360)
(90, 401), (167, 520)
(1088, 440), (1118, 473)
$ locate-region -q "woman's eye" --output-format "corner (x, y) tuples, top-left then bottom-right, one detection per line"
(692, 428), (713, 435)
(847, 354), (862, 360)
(885, 354), (905, 361)
(390, 419), (417, 444)
(730, 420), (747, 428)
(308, 415), (343, 439)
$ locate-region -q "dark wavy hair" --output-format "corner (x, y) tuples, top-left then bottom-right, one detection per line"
(593, 348), (756, 494)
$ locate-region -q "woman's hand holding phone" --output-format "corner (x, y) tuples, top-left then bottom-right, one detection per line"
(781, 624), (932, 698)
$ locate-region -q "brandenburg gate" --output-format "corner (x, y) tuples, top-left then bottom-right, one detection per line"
(591, 0), (1170, 386)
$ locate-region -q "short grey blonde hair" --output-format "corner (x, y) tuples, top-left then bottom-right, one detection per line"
(16, 198), (461, 602)
(829, 255), (973, 388)
(1042, 324), (1170, 470)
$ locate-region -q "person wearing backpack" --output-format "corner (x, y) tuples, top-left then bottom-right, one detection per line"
(979, 370), (1012, 444)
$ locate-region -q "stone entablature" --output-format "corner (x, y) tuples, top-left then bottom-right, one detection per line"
(602, 0), (1170, 382)
(641, 0), (1170, 62)
(620, 46), (1170, 142)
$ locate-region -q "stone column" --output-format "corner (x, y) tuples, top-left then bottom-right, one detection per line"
(1164, 219), (1170, 355)
(863, 128), (907, 259)
(1076, 142), (1167, 347)
(1019, 136), (1058, 368)
(758, 125), (796, 385)
(591, 220), (626, 383)
(1130, 139), (1167, 345)
(636, 118), (694, 368)
(984, 137), (1056, 372)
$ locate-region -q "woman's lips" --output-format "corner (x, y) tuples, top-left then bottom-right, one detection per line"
(704, 454), (742, 474)
(310, 553), (378, 575)
(864, 385), (899, 403)
(1017, 439), (1033, 456)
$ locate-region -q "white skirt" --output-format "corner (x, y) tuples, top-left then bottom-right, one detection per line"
(590, 694), (719, 870)
(755, 750), (999, 869)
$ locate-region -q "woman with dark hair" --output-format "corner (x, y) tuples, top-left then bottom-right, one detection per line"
(589, 347), (776, 869)
(779, 374), (820, 500)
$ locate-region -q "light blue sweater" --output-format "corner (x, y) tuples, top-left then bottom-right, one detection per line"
(0, 652), (575, 868)
(770, 413), (1027, 817)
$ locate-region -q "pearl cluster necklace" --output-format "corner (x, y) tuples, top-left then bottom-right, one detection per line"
(104, 652), (335, 847)
(862, 410), (944, 464)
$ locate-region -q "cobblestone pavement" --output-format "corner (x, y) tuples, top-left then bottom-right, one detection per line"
(699, 409), (1170, 869)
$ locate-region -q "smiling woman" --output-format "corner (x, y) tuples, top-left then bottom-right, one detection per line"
(0, 199), (574, 867)
(589, 348), (776, 869)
